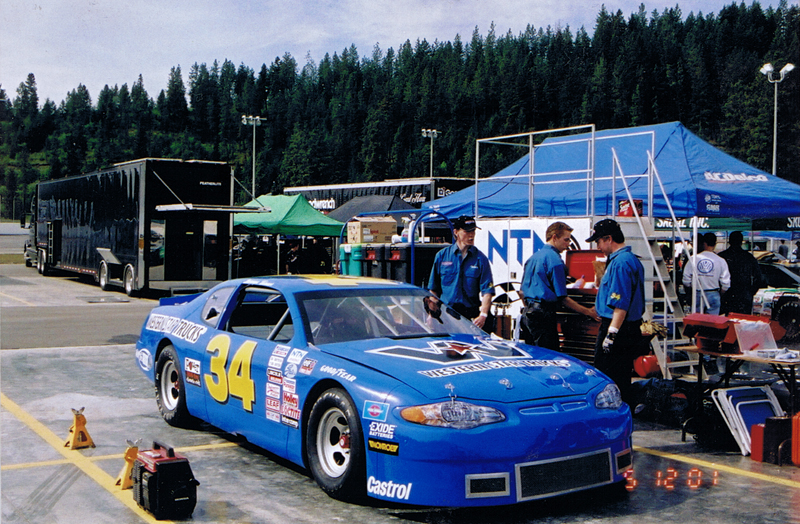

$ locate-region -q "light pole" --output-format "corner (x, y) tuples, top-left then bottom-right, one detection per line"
(760, 62), (795, 176)
(421, 128), (439, 178)
(241, 115), (264, 196)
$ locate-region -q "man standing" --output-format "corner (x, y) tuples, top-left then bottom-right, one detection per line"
(428, 215), (494, 330)
(720, 231), (763, 314)
(682, 232), (730, 315)
(519, 221), (598, 350)
(587, 219), (646, 404)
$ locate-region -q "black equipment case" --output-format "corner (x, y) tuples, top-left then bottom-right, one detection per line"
(132, 441), (199, 520)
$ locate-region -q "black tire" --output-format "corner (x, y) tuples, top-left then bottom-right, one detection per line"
(98, 261), (110, 291)
(775, 299), (800, 342)
(306, 388), (365, 500)
(124, 265), (136, 297)
(155, 345), (193, 427)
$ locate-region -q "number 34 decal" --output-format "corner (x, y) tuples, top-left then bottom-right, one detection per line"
(204, 334), (257, 412)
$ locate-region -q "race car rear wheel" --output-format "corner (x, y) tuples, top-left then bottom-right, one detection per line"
(155, 345), (192, 427)
(307, 388), (365, 500)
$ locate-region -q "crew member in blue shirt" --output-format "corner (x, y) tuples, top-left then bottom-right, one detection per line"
(519, 221), (598, 350)
(587, 219), (646, 403)
(428, 215), (494, 330)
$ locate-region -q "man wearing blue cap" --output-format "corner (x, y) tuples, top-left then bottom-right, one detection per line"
(428, 215), (494, 330)
(586, 218), (646, 403)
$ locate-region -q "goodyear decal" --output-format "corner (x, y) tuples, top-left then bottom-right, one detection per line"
(146, 314), (207, 343)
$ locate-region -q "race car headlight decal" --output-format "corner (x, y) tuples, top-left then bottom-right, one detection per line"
(400, 401), (505, 429)
(595, 383), (623, 410)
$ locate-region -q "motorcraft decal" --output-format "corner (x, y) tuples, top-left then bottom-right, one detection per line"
(184, 357), (201, 386)
(146, 314), (207, 343)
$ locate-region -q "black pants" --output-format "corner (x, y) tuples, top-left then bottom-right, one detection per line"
(521, 302), (559, 351)
(594, 317), (644, 405)
(452, 303), (494, 334)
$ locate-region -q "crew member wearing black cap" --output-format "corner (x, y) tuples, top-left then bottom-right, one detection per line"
(586, 219), (646, 403)
(428, 215), (494, 330)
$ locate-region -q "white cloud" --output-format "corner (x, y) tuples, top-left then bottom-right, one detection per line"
(1, 0), (793, 104)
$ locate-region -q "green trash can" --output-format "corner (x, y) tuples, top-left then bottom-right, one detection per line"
(339, 244), (364, 276)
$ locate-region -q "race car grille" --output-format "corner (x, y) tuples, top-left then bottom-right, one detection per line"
(465, 473), (510, 498)
(516, 449), (612, 501)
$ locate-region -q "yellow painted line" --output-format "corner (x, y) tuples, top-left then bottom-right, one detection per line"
(1, 441), (240, 471)
(1, 393), (167, 524)
(634, 445), (800, 489)
(0, 290), (36, 306)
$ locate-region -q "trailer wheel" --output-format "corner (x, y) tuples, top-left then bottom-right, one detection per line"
(124, 265), (136, 297)
(37, 249), (50, 276)
(98, 261), (110, 291)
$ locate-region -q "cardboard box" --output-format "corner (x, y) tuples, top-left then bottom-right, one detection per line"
(347, 217), (397, 244)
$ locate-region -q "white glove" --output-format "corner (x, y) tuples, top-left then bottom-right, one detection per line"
(602, 326), (619, 353)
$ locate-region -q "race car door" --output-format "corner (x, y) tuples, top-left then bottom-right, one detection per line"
(202, 285), (294, 453)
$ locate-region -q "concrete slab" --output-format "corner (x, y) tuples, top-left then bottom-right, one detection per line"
(2, 343), (799, 524)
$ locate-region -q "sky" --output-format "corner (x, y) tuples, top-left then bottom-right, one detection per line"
(1, 0), (795, 106)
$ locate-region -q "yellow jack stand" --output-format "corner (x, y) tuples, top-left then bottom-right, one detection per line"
(115, 439), (141, 490)
(64, 407), (95, 450)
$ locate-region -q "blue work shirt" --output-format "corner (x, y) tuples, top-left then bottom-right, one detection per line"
(520, 244), (567, 303)
(428, 243), (494, 309)
(596, 246), (645, 321)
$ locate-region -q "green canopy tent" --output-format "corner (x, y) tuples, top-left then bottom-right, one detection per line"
(234, 194), (344, 276)
(234, 194), (344, 236)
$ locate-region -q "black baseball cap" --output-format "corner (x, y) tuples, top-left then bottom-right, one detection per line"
(586, 218), (622, 242)
(452, 215), (479, 232)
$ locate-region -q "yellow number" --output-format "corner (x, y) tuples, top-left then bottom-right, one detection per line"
(205, 335), (230, 403)
(228, 340), (256, 412)
(204, 335), (257, 412)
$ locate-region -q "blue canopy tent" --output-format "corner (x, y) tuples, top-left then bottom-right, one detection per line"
(424, 122), (800, 220)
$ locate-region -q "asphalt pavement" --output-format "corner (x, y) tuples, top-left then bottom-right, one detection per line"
(1, 255), (799, 524)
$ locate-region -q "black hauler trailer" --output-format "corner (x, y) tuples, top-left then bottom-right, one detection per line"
(24, 158), (238, 296)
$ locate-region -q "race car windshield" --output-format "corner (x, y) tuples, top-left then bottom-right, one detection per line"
(299, 290), (484, 345)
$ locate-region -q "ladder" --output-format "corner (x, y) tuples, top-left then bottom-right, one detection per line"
(609, 151), (698, 379)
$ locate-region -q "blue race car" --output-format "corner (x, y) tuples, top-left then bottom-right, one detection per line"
(135, 276), (632, 507)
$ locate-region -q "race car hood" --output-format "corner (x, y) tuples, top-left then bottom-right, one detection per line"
(320, 335), (609, 403)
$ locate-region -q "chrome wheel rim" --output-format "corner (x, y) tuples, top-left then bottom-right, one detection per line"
(316, 407), (350, 478)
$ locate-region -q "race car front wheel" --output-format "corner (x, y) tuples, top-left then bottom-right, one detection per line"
(307, 388), (365, 500)
(155, 345), (192, 427)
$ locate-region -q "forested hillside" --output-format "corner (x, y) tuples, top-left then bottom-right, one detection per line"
(1, 2), (798, 218)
